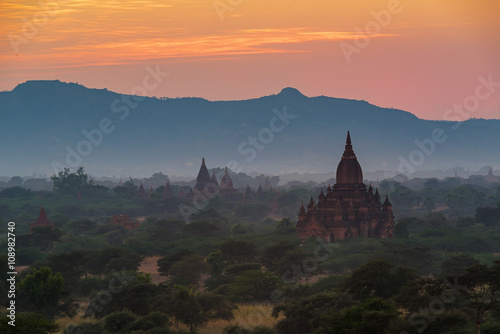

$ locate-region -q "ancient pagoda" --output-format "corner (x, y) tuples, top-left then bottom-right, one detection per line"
(162, 179), (173, 199)
(29, 205), (55, 232)
(219, 167), (238, 197)
(194, 158), (212, 192)
(193, 158), (219, 197)
(297, 132), (394, 242)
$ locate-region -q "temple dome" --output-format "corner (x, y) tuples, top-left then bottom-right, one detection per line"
(220, 167), (234, 190)
(336, 131), (363, 184)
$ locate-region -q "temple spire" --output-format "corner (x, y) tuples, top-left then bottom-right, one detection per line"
(298, 201), (306, 221)
(137, 182), (146, 198)
(211, 170), (219, 187)
(194, 157), (211, 192)
(383, 194), (392, 206)
(342, 131), (355, 158)
(38, 205), (48, 221)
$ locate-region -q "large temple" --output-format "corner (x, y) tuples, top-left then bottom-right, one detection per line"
(297, 132), (394, 242)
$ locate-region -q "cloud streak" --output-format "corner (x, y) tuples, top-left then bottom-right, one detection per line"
(1, 27), (396, 70)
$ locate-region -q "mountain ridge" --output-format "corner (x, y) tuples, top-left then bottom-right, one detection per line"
(1, 80), (499, 177)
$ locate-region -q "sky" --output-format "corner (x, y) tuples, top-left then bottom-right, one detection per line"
(1, 0), (499, 120)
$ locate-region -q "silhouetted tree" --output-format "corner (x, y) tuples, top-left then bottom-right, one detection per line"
(51, 167), (90, 196)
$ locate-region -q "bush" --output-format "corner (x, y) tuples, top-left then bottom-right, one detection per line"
(0, 312), (59, 333)
(204, 274), (234, 292)
(64, 322), (103, 334)
(126, 311), (170, 331)
(16, 247), (44, 265)
(228, 270), (282, 302)
(103, 310), (137, 333)
(224, 325), (252, 334)
(78, 277), (106, 296)
(252, 326), (277, 334)
(224, 263), (262, 276)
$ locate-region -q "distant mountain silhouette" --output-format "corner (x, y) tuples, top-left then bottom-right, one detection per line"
(1, 80), (499, 177)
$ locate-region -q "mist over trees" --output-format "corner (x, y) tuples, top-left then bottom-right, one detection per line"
(0, 165), (499, 333)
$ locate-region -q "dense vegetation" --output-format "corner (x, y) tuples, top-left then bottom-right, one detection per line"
(0, 168), (499, 333)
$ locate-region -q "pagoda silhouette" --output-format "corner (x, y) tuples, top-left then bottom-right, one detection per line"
(297, 132), (394, 242)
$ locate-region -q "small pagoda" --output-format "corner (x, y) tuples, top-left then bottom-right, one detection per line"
(219, 167), (238, 197)
(163, 180), (173, 199)
(137, 182), (146, 198)
(29, 205), (55, 233)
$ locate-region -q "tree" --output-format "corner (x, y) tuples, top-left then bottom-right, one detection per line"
(105, 229), (124, 246)
(0, 312), (59, 333)
(46, 249), (91, 287)
(64, 321), (104, 334)
(440, 254), (480, 277)
(275, 218), (295, 234)
(223, 261), (260, 274)
(316, 298), (399, 334)
(126, 311), (170, 332)
(444, 185), (486, 214)
(158, 249), (194, 276)
(228, 270), (281, 302)
(272, 291), (354, 334)
(476, 206), (500, 226)
(219, 239), (258, 264)
(70, 219), (97, 235)
(343, 260), (419, 301)
(51, 167), (90, 196)
(153, 219), (186, 241)
(0, 186), (33, 198)
(456, 261), (500, 334)
(394, 221), (410, 238)
(423, 196), (436, 212)
(103, 309), (136, 333)
(423, 211), (448, 227)
(88, 278), (158, 318)
(234, 204), (260, 220)
(7, 176), (23, 187)
(183, 220), (220, 237)
(30, 226), (63, 252)
(390, 187), (417, 208)
(102, 309), (171, 333)
(87, 247), (142, 278)
(231, 223), (248, 235)
(260, 242), (298, 274)
(169, 254), (209, 286)
(276, 248), (311, 283)
(390, 311), (472, 334)
(424, 178), (440, 189)
(207, 249), (226, 275)
(19, 267), (65, 315)
(168, 286), (235, 333)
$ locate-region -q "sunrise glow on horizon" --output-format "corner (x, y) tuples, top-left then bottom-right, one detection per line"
(1, 0), (499, 120)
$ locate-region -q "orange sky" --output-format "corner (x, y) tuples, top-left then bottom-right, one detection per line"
(1, 0), (499, 119)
